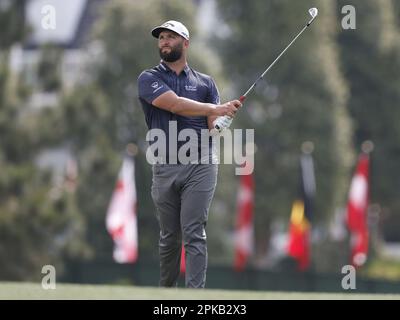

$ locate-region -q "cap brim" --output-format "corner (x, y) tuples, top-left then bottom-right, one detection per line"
(151, 26), (188, 40)
(151, 27), (167, 39)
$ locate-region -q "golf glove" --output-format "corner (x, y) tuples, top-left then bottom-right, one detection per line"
(212, 115), (233, 134)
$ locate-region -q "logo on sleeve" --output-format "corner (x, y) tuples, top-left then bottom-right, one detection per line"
(151, 82), (159, 89)
(151, 81), (164, 93)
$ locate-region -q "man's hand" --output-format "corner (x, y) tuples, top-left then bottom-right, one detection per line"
(209, 99), (241, 135)
(213, 100), (242, 118)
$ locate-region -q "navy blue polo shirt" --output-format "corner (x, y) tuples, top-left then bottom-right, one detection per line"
(137, 61), (220, 163)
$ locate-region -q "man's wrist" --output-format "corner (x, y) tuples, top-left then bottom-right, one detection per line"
(207, 104), (218, 117)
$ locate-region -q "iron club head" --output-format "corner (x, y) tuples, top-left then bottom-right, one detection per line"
(306, 7), (318, 26)
(309, 7), (318, 18)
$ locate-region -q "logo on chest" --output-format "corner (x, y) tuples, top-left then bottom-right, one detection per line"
(185, 85), (197, 92)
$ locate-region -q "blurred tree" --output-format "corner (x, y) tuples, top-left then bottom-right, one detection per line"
(37, 44), (62, 92)
(0, 0), (26, 50)
(215, 0), (354, 271)
(0, 2), (88, 280)
(337, 0), (400, 242)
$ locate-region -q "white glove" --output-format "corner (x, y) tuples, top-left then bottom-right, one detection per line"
(210, 116), (233, 136)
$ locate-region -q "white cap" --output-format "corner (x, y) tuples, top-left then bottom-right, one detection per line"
(151, 20), (190, 40)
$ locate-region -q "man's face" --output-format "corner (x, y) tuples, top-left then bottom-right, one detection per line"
(158, 30), (187, 62)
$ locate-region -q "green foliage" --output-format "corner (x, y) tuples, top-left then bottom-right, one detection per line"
(0, 2), (88, 280)
(0, 1), (26, 49)
(362, 257), (400, 281)
(0, 62), (89, 280)
(37, 45), (62, 92)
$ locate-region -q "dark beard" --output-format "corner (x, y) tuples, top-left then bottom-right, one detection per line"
(159, 44), (183, 62)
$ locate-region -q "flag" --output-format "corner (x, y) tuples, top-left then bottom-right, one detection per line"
(346, 152), (369, 267)
(287, 152), (316, 271)
(106, 156), (138, 263)
(233, 168), (255, 271)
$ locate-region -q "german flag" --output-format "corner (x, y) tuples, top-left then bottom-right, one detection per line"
(287, 149), (316, 271)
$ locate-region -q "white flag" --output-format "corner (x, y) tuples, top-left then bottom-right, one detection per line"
(106, 157), (138, 263)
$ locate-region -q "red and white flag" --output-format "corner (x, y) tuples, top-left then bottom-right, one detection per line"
(106, 157), (138, 263)
(233, 170), (255, 271)
(346, 153), (369, 267)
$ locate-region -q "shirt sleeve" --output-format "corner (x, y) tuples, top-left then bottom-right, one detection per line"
(207, 77), (220, 105)
(137, 71), (171, 104)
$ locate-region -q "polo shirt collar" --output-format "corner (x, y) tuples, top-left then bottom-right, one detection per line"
(183, 64), (190, 76)
(159, 61), (190, 76)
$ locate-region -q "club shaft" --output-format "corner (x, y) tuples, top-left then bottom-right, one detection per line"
(241, 18), (315, 100)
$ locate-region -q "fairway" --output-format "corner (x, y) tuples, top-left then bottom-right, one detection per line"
(0, 282), (399, 300)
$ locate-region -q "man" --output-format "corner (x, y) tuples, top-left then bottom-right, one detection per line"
(137, 20), (241, 288)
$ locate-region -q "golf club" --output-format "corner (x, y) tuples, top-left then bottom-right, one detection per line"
(213, 7), (318, 132)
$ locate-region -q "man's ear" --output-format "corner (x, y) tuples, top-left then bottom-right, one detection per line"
(184, 39), (189, 49)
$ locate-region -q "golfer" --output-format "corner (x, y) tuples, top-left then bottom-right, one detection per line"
(137, 20), (241, 288)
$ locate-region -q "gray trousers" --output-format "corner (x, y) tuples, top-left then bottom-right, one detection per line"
(151, 164), (218, 288)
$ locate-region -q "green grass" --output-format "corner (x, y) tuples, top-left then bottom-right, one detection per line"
(1, 282), (400, 300)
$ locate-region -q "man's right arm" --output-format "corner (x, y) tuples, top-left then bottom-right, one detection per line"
(138, 71), (241, 118)
(152, 91), (240, 118)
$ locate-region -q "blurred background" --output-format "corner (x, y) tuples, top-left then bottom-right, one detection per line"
(1, 0), (400, 293)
